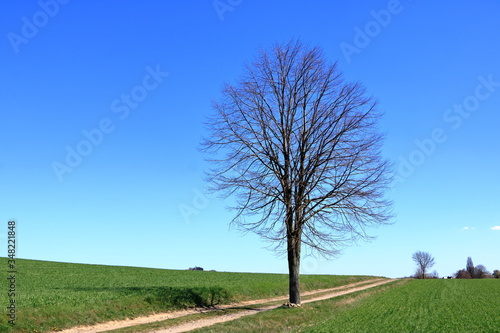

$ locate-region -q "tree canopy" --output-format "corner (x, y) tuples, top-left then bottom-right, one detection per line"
(203, 39), (393, 304)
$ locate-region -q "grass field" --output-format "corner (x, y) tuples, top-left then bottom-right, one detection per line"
(0, 258), (373, 332)
(192, 279), (500, 333)
(305, 279), (500, 333)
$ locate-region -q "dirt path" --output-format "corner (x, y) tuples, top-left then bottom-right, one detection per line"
(154, 279), (393, 333)
(61, 278), (393, 333)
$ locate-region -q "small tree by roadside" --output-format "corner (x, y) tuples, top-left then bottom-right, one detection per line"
(411, 251), (435, 279)
(493, 270), (500, 279)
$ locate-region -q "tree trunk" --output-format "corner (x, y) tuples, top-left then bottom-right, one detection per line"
(287, 233), (301, 305)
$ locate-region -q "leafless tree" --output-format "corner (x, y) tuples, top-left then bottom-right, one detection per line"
(412, 251), (435, 279)
(202, 40), (393, 305)
(457, 259), (491, 279)
(429, 270), (439, 279)
(474, 264), (491, 279)
(413, 267), (424, 279)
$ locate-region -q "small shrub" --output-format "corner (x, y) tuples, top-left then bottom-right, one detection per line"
(145, 286), (232, 309)
(455, 269), (472, 279)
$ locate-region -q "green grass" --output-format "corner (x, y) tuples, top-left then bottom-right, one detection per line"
(0, 258), (373, 332)
(191, 279), (500, 333)
(304, 279), (500, 333)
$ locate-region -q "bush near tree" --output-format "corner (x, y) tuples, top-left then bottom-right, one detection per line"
(455, 269), (472, 279)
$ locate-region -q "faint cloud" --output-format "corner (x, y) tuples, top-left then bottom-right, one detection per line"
(460, 227), (475, 231)
(491, 226), (500, 231)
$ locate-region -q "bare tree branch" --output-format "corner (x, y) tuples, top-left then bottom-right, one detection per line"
(202, 39), (394, 304)
(412, 251), (435, 279)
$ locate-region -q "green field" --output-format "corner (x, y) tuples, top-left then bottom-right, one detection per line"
(0, 258), (373, 332)
(305, 279), (500, 333)
(5, 259), (497, 333)
(193, 279), (500, 333)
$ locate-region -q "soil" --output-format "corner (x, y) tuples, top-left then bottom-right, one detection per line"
(60, 278), (393, 333)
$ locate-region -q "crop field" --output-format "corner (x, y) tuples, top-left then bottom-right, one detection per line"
(4, 259), (497, 333)
(0, 258), (373, 332)
(193, 279), (500, 333)
(303, 279), (500, 333)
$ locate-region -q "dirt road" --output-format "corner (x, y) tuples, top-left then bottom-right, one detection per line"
(61, 278), (393, 333)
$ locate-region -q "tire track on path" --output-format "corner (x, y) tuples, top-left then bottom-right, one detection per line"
(61, 278), (392, 333)
(154, 279), (394, 333)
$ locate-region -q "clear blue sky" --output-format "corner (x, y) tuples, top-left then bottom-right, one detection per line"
(1, 0), (499, 278)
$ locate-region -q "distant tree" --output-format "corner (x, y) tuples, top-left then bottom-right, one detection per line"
(474, 264), (491, 279)
(466, 257), (475, 277)
(412, 251), (435, 279)
(461, 257), (492, 279)
(493, 270), (500, 279)
(412, 268), (439, 279)
(412, 268), (424, 279)
(189, 266), (204, 271)
(203, 39), (394, 305)
(455, 269), (472, 279)
(429, 270), (439, 279)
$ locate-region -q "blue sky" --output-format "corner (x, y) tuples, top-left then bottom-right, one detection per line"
(1, 0), (499, 278)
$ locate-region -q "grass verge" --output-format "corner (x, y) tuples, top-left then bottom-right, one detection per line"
(0, 258), (374, 332)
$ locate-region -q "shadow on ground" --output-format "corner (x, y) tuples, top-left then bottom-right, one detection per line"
(145, 286), (232, 308)
(58, 286), (232, 309)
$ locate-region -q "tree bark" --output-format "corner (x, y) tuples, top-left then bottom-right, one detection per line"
(287, 232), (301, 305)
